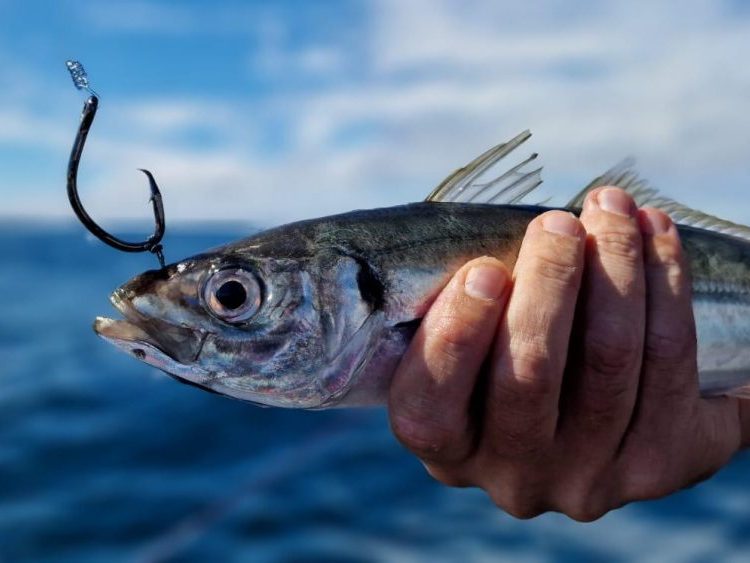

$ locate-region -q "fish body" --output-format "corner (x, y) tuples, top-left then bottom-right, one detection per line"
(94, 132), (750, 408)
(98, 203), (535, 408)
(682, 226), (750, 396)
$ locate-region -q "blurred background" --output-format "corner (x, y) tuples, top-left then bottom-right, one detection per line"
(2, 1), (750, 561)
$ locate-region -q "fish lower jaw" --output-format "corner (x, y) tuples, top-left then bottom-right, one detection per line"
(94, 316), (170, 365)
(95, 289), (211, 383)
(93, 316), (211, 383)
(103, 287), (208, 360)
(94, 316), (153, 343)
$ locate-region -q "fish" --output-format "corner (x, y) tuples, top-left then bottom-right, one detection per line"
(94, 131), (750, 409)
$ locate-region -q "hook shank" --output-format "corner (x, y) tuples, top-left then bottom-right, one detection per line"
(67, 92), (166, 267)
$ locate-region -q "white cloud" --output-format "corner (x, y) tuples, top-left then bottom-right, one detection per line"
(0, 109), (69, 148)
(78, 0), (274, 35)
(113, 100), (242, 140)
(3, 0), (750, 227)
(296, 47), (347, 75)
(81, 1), (201, 34)
(248, 15), (350, 80)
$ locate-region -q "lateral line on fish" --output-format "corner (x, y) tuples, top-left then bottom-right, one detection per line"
(693, 279), (750, 296)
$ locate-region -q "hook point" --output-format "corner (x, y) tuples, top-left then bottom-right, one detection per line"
(137, 168), (161, 199)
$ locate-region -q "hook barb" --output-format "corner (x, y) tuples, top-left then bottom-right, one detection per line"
(66, 61), (166, 268)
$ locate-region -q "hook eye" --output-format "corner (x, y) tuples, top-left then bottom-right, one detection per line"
(66, 60), (167, 268)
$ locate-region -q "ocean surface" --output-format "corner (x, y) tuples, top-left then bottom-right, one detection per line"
(2, 224), (750, 563)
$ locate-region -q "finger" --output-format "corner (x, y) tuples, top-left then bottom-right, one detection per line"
(630, 209), (696, 412)
(619, 209), (702, 492)
(559, 187), (645, 455)
(389, 257), (511, 465)
(484, 211), (585, 459)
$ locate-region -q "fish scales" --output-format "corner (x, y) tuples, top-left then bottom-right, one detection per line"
(91, 131), (750, 408)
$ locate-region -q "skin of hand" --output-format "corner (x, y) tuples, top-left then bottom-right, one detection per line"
(389, 186), (750, 521)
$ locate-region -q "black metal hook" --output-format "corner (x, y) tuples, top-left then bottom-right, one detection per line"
(66, 62), (166, 268)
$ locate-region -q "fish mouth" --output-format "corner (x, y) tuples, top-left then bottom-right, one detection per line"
(94, 289), (210, 382)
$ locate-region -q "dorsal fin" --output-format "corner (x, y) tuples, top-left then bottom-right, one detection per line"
(568, 161), (750, 243)
(426, 130), (543, 204)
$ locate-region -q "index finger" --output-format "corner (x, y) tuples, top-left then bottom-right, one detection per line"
(389, 257), (511, 465)
(484, 211), (585, 457)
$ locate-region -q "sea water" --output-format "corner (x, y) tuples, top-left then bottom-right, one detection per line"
(1, 225), (749, 562)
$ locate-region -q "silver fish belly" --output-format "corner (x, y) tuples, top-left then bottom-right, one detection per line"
(683, 227), (750, 398)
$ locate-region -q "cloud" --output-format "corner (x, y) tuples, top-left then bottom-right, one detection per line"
(80, 1), (201, 34)
(3, 0), (750, 226)
(247, 12), (352, 80)
(0, 109), (69, 148)
(77, 0), (280, 36)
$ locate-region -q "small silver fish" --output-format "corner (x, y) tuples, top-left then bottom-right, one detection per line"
(94, 131), (750, 408)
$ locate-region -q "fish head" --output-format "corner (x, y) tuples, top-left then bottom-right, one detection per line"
(94, 245), (386, 408)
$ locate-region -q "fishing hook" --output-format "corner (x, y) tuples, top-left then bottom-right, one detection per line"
(66, 60), (166, 268)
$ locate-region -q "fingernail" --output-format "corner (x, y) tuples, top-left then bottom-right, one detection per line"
(465, 264), (507, 300)
(596, 187), (635, 217)
(639, 208), (671, 235)
(542, 212), (581, 237)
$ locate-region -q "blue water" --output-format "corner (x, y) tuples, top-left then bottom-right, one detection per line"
(2, 225), (750, 563)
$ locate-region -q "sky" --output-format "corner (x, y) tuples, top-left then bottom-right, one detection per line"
(1, 0), (749, 228)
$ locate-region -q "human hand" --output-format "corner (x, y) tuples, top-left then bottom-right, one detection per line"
(389, 186), (750, 521)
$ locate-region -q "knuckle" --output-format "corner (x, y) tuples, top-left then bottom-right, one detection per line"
(509, 356), (557, 398)
(566, 502), (609, 522)
(646, 234), (685, 270)
(534, 255), (581, 290)
(504, 504), (545, 520)
(489, 488), (546, 520)
(390, 412), (469, 463)
(505, 333), (557, 397)
(595, 230), (642, 265)
(583, 322), (642, 379)
(480, 466), (552, 519)
(644, 325), (696, 370)
(556, 481), (612, 522)
(431, 313), (483, 362)
(653, 249), (683, 272)
(423, 464), (472, 488)
(576, 389), (628, 428)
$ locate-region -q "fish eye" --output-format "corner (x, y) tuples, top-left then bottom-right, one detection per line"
(203, 268), (262, 323)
